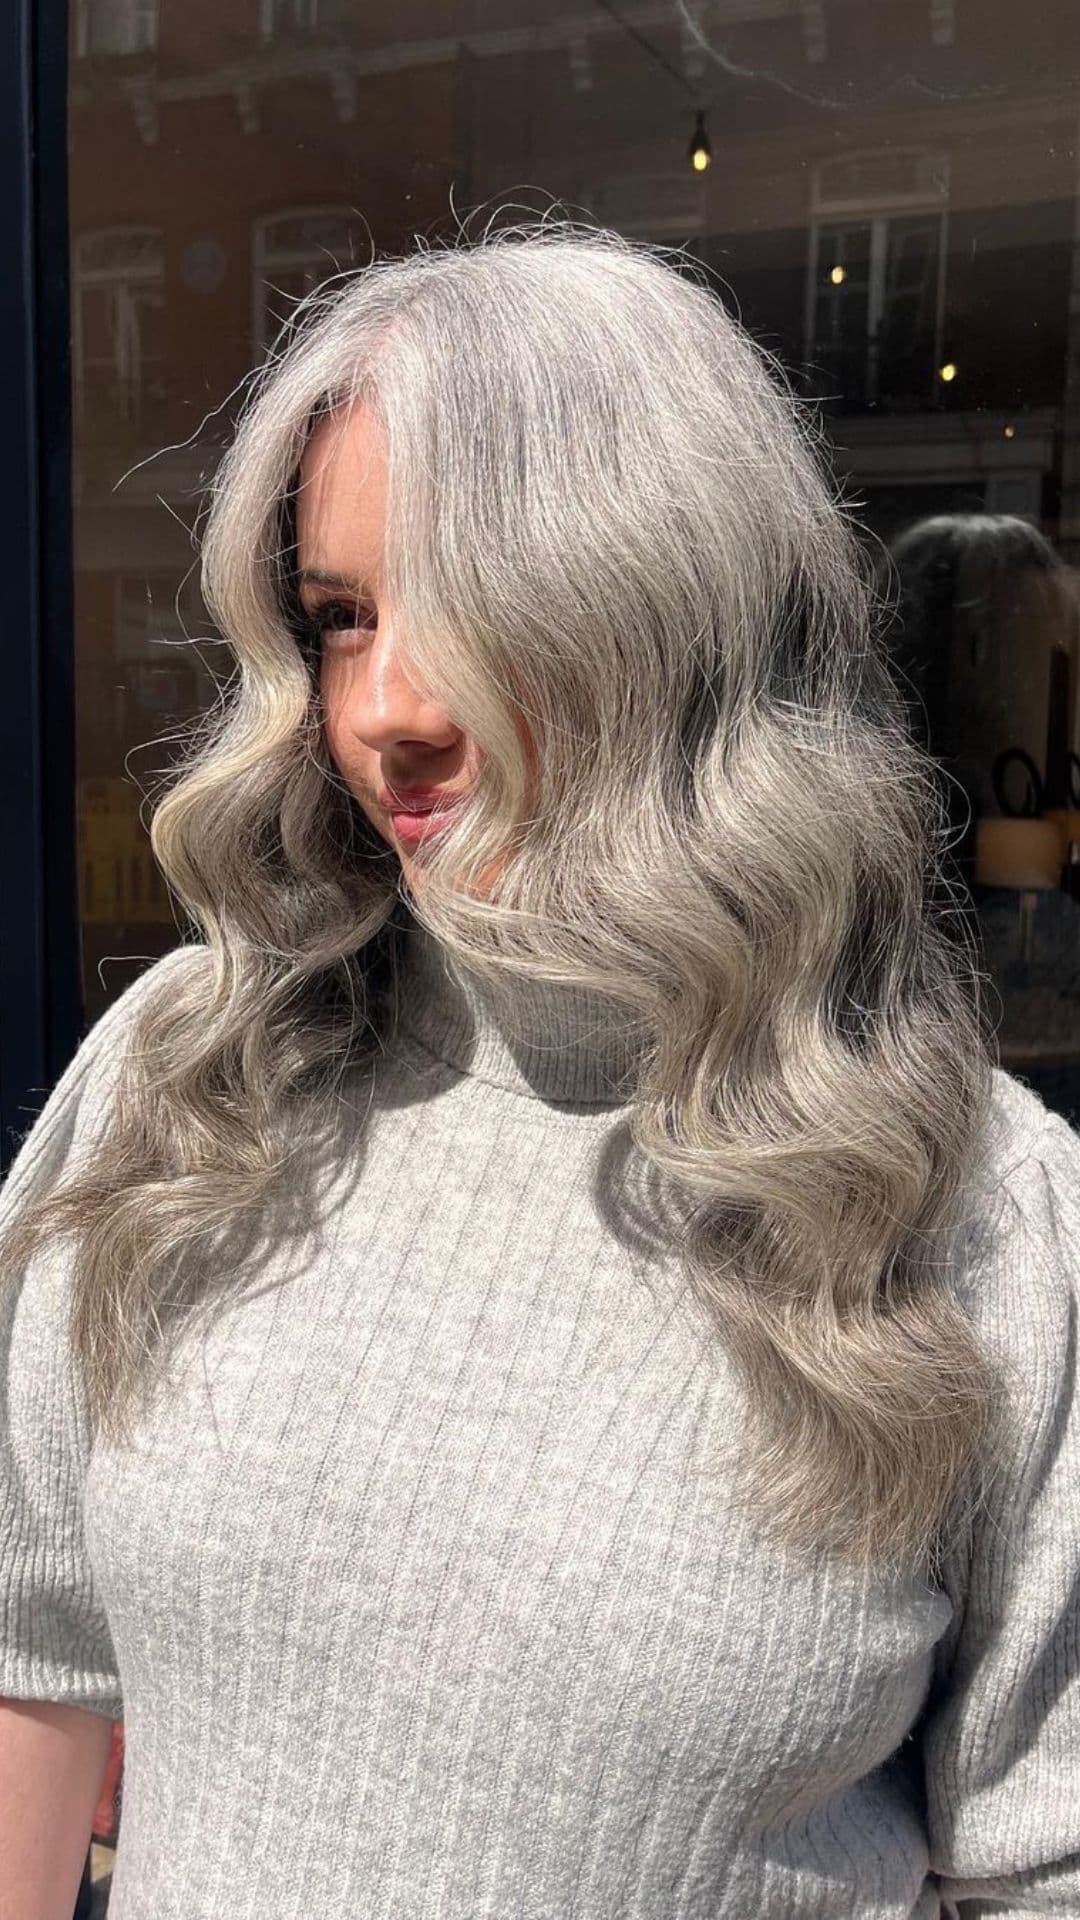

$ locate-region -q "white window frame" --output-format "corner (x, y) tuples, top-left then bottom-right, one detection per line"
(74, 0), (158, 58)
(259, 0), (321, 36)
(804, 150), (950, 406)
(72, 227), (164, 423)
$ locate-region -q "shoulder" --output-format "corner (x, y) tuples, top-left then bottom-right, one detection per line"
(952, 1067), (1078, 1453)
(69, 942), (209, 1115)
(1, 944), (207, 1209)
(79, 943), (207, 1063)
(974, 1066), (1076, 1188)
(965, 1068), (1079, 1287)
(918, 1079), (1080, 1908)
(61, 941), (205, 1104)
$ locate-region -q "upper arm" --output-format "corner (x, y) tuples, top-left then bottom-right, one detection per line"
(0, 945), (199, 1716)
(919, 1108), (1080, 1914)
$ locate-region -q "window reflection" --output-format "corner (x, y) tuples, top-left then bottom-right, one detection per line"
(253, 208), (368, 350)
(73, 229), (165, 428)
(808, 150), (949, 410)
(68, 0), (1080, 1117)
(74, 0), (158, 60)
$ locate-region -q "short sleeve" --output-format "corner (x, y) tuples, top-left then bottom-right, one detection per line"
(918, 1080), (1080, 1915)
(0, 947), (197, 1720)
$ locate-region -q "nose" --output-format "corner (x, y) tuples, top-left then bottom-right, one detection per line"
(328, 617), (461, 758)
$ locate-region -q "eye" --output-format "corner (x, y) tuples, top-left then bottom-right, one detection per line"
(303, 597), (377, 648)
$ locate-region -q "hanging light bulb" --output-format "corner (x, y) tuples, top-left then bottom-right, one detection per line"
(688, 109), (711, 173)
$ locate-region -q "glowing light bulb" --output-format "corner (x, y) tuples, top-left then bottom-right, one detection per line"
(939, 362), (958, 383)
(830, 265), (846, 285)
(688, 110), (711, 174)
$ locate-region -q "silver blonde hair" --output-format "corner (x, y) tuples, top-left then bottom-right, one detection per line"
(1, 220), (999, 1572)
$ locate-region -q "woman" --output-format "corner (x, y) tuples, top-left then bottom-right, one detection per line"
(878, 510), (1080, 855)
(1, 223), (1077, 1919)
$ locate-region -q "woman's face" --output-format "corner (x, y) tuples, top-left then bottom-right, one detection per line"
(295, 397), (514, 896)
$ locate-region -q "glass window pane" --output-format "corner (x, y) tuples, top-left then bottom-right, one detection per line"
(68, 1), (1080, 1086)
(813, 222), (873, 398)
(55, 11), (1080, 1906)
(878, 212), (941, 402)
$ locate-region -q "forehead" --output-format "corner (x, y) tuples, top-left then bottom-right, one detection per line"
(294, 398), (388, 573)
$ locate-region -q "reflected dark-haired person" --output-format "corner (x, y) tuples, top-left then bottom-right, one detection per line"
(2, 225), (1079, 1919)
(879, 510), (1080, 870)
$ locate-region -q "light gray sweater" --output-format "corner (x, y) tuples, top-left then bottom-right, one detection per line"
(1, 919), (1078, 1919)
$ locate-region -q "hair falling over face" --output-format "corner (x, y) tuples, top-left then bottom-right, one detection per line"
(0, 217), (999, 1576)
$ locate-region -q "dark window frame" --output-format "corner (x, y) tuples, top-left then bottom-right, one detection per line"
(0, 0), (80, 1173)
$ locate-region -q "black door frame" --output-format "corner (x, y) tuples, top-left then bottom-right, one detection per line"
(0, 8), (101, 1899)
(0, 0), (80, 1173)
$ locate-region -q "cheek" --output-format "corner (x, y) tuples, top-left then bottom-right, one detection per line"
(318, 681), (343, 770)
(319, 660), (353, 763)
(319, 690), (366, 799)
(318, 654), (340, 719)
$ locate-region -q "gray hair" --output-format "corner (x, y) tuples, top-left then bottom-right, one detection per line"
(0, 220), (998, 1572)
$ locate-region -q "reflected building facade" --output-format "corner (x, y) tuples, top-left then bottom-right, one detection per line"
(68, 0), (1080, 1099)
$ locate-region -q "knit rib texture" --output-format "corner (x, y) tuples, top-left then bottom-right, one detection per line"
(1, 918), (1078, 1918)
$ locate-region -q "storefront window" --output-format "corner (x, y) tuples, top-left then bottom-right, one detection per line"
(40, 17), (1080, 1909)
(68, 0), (1080, 1124)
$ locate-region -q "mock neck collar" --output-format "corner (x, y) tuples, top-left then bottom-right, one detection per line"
(389, 913), (650, 1108)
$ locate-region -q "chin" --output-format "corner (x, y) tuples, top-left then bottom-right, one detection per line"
(399, 849), (507, 903)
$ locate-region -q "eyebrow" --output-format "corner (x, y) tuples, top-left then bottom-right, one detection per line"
(295, 567), (373, 596)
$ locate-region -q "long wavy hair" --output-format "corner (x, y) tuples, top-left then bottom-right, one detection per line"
(0, 221), (1000, 1572)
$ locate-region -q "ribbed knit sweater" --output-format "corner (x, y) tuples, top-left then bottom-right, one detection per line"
(1, 919), (1078, 1919)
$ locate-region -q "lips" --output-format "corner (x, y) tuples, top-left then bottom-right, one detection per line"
(376, 785), (458, 815)
(387, 806), (460, 850)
